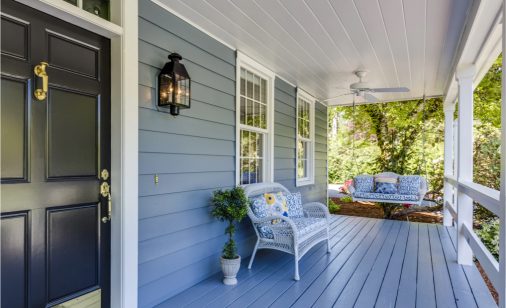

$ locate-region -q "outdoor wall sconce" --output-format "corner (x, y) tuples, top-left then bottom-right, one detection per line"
(158, 53), (191, 116)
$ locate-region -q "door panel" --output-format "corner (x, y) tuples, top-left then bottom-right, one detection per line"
(1, 77), (29, 181)
(1, 0), (111, 307)
(47, 32), (99, 79)
(48, 88), (98, 179)
(1, 212), (29, 308)
(47, 204), (99, 302)
(1, 14), (29, 61)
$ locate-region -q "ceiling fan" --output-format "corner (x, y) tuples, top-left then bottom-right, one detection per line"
(323, 70), (410, 103)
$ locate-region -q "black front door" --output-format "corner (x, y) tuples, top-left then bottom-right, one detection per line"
(1, 0), (111, 306)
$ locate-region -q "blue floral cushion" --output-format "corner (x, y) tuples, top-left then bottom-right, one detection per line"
(375, 182), (398, 194)
(398, 176), (421, 195)
(354, 175), (374, 193)
(256, 217), (326, 239)
(285, 192), (304, 218)
(353, 192), (419, 202)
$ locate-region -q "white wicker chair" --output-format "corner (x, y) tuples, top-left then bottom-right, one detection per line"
(242, 182), (331, 281)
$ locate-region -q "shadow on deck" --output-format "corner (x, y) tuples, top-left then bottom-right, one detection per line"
(158, 215), (496, 308)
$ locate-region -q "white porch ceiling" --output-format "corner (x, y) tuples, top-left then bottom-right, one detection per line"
(154, 0), (472, 105)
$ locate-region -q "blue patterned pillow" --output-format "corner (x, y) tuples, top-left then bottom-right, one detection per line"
(354, 175), (374, 193)
(398, 176), (421, 195)
(285, 192), (304, 218)
(375, 182), (398, 194)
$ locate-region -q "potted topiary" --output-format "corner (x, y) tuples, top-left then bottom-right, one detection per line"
(210, 186), (249, 285)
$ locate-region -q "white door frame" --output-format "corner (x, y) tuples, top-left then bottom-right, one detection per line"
(14, 1), (139, 307)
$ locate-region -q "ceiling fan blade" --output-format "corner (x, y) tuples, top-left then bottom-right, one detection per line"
(364, 93), (379, 103)
(370, 87), (410, 93)
(322, 92), (353, 102)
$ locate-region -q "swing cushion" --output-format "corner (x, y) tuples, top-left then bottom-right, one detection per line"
(354, 175), (374, 193)
(353, 192), (419, 202)
(398, 176), (421, 195)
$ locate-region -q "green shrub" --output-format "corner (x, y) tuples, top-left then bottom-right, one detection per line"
(210, 187), (249, 259)
(340, 196), (353, 203)
(476, 219), (500, 261)
(328, 198), (341, 214)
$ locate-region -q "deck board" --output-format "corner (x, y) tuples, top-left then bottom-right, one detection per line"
(156, 215), (497, 308)
(396, 223), (419, 308)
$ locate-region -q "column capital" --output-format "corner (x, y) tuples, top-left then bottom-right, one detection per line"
(455, 64), (476, 81)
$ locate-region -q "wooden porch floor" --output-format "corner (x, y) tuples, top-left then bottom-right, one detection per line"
(157, 215), (496, 308)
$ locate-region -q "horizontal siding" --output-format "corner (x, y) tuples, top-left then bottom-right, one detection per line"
(273, 78), (328, 201)
(274, 78), (297, 192)
(138, 1), (327, 306)
(137, 1), (250, 307)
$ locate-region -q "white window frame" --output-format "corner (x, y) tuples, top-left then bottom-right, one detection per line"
(236, 52), (275, 185)
(296, 89), (315, 187)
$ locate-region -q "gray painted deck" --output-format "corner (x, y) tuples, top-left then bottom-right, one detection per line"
(157, 215), (496, 308)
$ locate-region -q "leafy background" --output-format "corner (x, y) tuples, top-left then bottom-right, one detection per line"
(327, 55), (502, 258)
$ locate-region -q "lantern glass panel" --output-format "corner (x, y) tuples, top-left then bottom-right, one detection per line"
(175, 76), (190, 108)
(159, 74), (174, 106)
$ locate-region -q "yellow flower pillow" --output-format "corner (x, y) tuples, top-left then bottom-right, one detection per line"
(264, 192), (288, 224)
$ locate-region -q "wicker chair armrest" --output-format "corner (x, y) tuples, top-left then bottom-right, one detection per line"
(252, 215), (296, 228)
(303, 202), (330, 219)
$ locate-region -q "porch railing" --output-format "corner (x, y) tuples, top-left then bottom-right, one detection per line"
(443, 176), (501, 290)
(443, 55), (504, 307)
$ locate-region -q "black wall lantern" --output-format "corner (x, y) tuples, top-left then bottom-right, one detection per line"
(158, 53), (191, 116)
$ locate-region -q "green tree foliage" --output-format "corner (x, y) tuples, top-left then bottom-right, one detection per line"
(328, 55), (502, 255)
(210, 187), (249, 259)
(328, 98), (444, 192)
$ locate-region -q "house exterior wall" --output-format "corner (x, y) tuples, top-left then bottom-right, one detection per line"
(274, 78), (328, 203)
(137, 1), (327, 306)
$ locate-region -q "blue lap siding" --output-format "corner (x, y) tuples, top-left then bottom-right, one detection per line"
(138, 1), (327, 306)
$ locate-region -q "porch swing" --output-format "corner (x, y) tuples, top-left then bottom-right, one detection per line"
(347, 96), (428, 206)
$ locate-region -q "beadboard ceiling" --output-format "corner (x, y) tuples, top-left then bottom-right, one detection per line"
(153, 0), (472, 105)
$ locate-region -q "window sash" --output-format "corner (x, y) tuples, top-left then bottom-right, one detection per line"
(240, 68), (268, 130)
(296, 91), (315, 185)
(240, 129), (265, 185)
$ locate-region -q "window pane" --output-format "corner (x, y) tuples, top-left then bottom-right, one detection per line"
(240, 67), (268, 130)
(254, 75), (260, 101)
(259, 104), (266, 129)
(247, 71), (253, 98)
(261, 79), (267, 103)
(298, 140), (308, 178)
(240, 69), (246, 96)
(240, 130), (264, 184)
(246, 99), (253, 126)
(240, 97), (246, 125)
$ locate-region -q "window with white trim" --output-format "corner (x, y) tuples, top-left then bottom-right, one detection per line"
(296, 90), (315, 186)
(236, 53), (274, 185)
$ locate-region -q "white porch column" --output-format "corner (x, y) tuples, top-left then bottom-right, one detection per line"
(443, 103), (456, 226)
(455, 65), (475, 266)
(499, 3), (506, 306)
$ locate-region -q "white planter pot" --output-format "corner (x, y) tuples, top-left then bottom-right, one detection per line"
(220, 255), (241, 285)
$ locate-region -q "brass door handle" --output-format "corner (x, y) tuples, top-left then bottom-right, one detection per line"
(34, 62), (48, 100)
(101, 192), (112, 223)
(100, 181), (112, 223)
